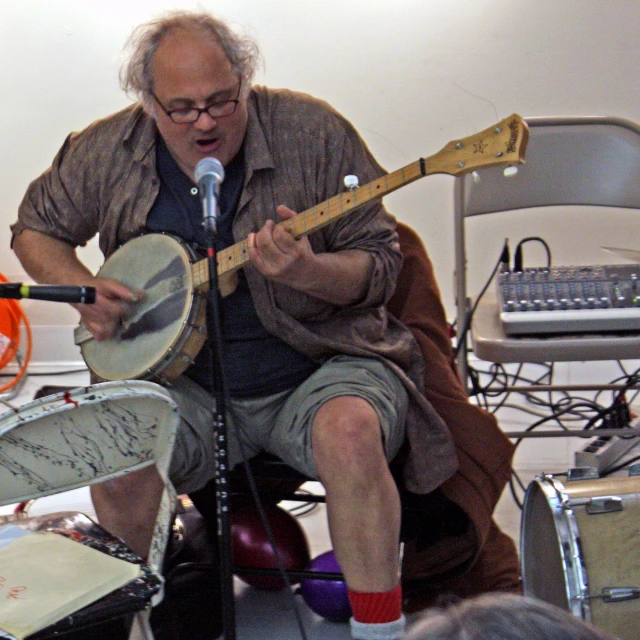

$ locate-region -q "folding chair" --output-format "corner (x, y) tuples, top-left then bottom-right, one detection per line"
(454, 115), (640, 390)
(0, 380), (179, 639)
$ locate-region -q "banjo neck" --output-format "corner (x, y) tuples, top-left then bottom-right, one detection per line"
(190, 112), (528, 291)
(191, 159), (426, 290)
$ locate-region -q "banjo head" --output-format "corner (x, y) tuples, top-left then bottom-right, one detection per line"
(81, 234), (205, 381)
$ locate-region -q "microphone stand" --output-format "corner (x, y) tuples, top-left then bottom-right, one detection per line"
(203, 223), (237, 640)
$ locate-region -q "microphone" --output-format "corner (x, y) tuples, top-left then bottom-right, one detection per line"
(195, 157), (225, 235)
(0, 283), (96, 304)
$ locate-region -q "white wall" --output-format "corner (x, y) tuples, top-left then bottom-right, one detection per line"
(3, 0), (640, 332)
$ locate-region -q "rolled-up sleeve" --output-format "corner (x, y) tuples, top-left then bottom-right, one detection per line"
(319, 115), (402, 309)
(11, 131), (101, 249)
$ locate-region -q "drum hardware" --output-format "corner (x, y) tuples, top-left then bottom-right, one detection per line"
(585, 497), (623, 515)
(567, 466), (600, 481)
(583, 587), (640, 603)
(173, 350), (196, 366)
(565, 495), (624, 514)
(629, 463), (640, 476)
(189, 323), (207, 334)
(522, 473), (640, 639)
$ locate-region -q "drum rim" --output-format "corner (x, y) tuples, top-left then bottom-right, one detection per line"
(522, 473), (591, 621)
(87, 234), (202, 380)
(0, 380), (178, 436)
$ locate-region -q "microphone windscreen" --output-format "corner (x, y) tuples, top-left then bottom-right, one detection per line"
(195, 157), (225, 184)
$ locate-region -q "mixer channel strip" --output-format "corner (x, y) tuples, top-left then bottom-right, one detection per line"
(498, 264), (640, 335)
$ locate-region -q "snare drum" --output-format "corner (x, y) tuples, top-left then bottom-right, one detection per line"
(0, 381), (179, 507)
(522, 473), (640, 640)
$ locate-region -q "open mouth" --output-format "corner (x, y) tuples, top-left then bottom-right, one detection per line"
(196, 137), (220, 152)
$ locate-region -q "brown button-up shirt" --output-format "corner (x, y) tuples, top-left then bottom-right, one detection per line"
(12, 86), (457, 493)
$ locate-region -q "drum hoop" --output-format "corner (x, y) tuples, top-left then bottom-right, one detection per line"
(141, 288), (206, 382)
(0, 380), (177, 435)
(535, 474), (592, 621)
(92, 234), (204, 381)
(0, 381), (180, 506)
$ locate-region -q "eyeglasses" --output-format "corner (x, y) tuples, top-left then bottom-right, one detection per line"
(152, 80), (243, 124)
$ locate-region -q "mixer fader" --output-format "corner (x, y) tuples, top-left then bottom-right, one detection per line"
(498, 264), (640, 335)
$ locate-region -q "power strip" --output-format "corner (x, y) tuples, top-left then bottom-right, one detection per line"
(574, 413), (640, 473)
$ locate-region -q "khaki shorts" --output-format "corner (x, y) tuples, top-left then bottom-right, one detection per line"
(166, 355), (408, 494)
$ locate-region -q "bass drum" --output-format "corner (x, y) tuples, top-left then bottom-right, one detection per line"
(521, 473), (640, 640)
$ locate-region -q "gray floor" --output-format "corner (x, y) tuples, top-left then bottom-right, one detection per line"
(2, 358), (639, 639)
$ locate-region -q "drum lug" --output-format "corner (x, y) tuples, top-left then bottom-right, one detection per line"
(567, 466), (600, 481)
(149, 369), (172, 388)
(189, 323), (207, 334)
(158, 375), (172, 387)
(587, 587), (640, 603)
(585, 496), (623, 515)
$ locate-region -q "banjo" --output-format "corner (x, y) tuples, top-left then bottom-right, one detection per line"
(75, 114), (529, 383)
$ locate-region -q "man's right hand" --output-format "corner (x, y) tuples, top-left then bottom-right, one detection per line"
(73, 278), (143, 341)
(11, 231), (144, 343)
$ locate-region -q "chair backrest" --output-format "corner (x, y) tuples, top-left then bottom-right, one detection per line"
(453, 116), (640, 384)
(0, 380), (179, 572)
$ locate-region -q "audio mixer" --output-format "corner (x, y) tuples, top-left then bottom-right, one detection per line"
(498, 264), (640, 335)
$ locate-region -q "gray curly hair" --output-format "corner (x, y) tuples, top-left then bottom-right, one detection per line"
(406, 594), (618, 640)
(120, 10), (260, 103)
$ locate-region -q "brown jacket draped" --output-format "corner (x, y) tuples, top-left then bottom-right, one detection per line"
(389, 223), (518, 593)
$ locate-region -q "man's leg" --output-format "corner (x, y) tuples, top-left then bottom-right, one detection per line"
(312, 395), (401, 591)
(90, 465), (164, 558)
(312, 395), (405, 639)
(90, 375), (221, 559)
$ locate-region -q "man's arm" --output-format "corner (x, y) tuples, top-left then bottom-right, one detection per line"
(246, 205), (374, 306)
(12, 229), (139, 341)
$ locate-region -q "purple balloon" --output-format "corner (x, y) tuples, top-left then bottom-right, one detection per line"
(300, 550), (352, 622)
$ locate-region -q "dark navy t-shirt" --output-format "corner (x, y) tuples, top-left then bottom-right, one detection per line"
(146, 136), (319, 397)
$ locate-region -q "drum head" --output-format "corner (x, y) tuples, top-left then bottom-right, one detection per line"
(0, 381), (179, 506)
(521, 478), (572, 609)
(83, 234), (196, 380)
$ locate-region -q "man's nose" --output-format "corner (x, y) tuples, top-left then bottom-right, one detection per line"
(193, 110), (218, 130)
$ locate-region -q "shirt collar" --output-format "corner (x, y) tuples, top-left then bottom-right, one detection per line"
(242, 90), (275, 178)
(121, 103), (157, 162)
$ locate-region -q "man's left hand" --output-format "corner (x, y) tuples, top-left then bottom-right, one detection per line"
(246, 205), (314, 289)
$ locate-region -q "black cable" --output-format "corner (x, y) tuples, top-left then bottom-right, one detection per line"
(206, 294), (310, 640)
(454, 239), (510, 361)
(601, 454), (640, 476)
(513, 236), (552, 271)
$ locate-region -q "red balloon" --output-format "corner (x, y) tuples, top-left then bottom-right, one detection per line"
(231, 504), (311, 590)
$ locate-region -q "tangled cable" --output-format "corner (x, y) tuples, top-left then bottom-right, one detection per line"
(0, 272), (32, 393)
